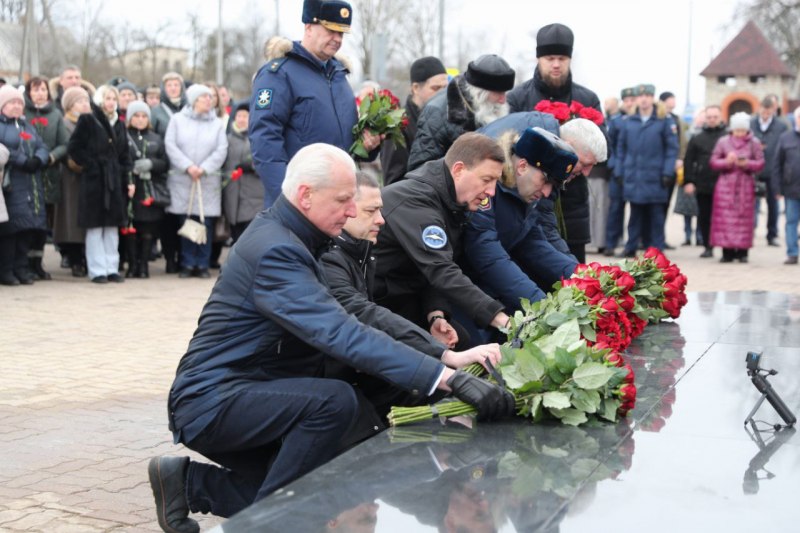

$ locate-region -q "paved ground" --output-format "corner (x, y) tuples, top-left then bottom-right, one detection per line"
(1, 209), (798, 532)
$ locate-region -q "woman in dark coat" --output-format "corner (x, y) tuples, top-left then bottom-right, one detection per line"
(67, 84), (132, 283)
(125, 100), (168, 278)
(222, 100), (263, 243)
(709, 112), (765, 263)
(54, 87), (91, 277)
(0, 85), (50, 285)
(23, 76), (70, 280)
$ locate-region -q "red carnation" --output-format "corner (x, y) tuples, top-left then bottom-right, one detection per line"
(569, 101), (584, 114)
(231, 167), (244, 181)
(20, 131), (32, 141)
(141, 197), (154, 207)
(578, 106), (605, 126)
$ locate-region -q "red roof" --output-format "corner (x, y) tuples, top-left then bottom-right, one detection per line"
(700, 21), (793, 77)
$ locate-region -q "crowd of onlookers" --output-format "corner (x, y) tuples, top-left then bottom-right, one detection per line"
(0, 66), (262, 285)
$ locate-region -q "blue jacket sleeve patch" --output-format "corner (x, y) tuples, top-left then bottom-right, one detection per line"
(255, 88), (273, 110)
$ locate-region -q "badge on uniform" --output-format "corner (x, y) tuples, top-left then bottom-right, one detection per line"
(670, 123), (677, 135)
(256, 88), (273, 110)
(421, 225), (447, 249)
(478, 197), (492, 211)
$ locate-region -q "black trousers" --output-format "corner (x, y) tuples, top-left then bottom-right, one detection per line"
(696, 192), (713, 250)
(180, 377), (359, 518)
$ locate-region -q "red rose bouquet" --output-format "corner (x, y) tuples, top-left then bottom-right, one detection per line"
(534, 100), (604, 126)
(619, 247), (688, 322)
(349, 89), (407, 159)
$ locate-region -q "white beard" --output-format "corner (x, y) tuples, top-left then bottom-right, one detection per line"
(466, 84), (510, 126)
(474, 100), (510, 126)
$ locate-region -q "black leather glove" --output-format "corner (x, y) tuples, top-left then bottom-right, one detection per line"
(239, 160), (254, 174)
(22, 156), (42, 173)
(447, 370), (516, 421)
(661, 175), (675, 188)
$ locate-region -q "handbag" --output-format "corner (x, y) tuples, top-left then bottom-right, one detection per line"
(177, 180), (207, 245)
(151, 177), (171, 208)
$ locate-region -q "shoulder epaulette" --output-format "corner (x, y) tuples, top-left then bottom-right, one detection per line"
(267, 57), (289, 73)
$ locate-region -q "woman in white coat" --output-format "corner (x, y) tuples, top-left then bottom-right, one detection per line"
(165, 84), (228, 278)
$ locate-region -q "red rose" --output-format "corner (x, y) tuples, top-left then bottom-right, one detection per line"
(618, 293), (635, 312)
(401, 116), (409, 129)
(662, 298), (680, 318)
(120, 227), (129, 235)
(578, 106), (605, 126)
(20, 131), (33, 141)
(619, 383), (637, 402)
(615, 272), (636, 292)
(623, 364), (635, 384)
(604, 351), (624, 367)
(576, 277), (603, 301)
(231, 167), (244, 180)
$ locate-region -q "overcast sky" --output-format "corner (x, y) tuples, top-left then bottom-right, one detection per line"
(109, 0), (744, 113)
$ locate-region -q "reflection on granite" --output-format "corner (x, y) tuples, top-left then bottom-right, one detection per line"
(213, 292), (799, 533)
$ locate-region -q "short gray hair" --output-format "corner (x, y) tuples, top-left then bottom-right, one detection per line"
(282, 143), (356, 198)
(560, 118), (607, 162)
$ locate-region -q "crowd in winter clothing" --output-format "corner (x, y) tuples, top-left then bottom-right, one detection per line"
(0, 67), (261, 286)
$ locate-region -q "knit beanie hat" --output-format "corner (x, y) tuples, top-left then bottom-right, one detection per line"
(61, 86), (90, 113)
(127, 100), (151, 121)
(410, 56), (447, 84)
(117, 81), (138, 96)
(729, 112), (751, 131)
(536, 23), (574, 58)
(185, 84), (212, 107)
(465, 54), (515, 92)
(0, 85), (24, 113)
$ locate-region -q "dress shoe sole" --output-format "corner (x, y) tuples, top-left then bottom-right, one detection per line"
(148, 458), (199, 533)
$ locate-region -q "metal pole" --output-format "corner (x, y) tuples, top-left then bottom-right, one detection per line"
(216, 0), (224, 85)
(274, 0), (280, 37)
(438, 0), (444, 61)
(685, 0), (693, 109)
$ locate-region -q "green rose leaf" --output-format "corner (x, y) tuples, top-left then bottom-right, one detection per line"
(600, 397), (620, 422)
(548, 407), (588, 426)
(545, 312), (568, 328)
(554, 346), (577, 375)
(571, 389), (601, 413)
(572, 362), (615, 390)
(542, 391), (571, 409)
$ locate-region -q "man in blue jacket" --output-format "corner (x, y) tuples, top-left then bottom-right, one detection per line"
(249, 0), (380, 206)
(464, 127), (579, 311)
(616, 84), (679, 256)
(147, 144), (514, 532)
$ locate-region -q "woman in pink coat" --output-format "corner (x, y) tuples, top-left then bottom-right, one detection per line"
(709, 112), (765, 263)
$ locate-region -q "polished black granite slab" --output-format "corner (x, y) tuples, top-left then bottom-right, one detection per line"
(212, 291), (800, 533)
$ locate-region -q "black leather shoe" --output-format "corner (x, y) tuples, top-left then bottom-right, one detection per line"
(91, 275), (108, 284)
(148, 457), (199, 533)
(196, 268), (211, 279)
(700, 249), (713, 258)
(720, 257), (733, 263)
(0, 272), (20, 286)
(107, 273), (125, 283)
(178, 269), (193, 279)
(603, 248), (615, 257)
(664, 243), (676, 250)
(767, 239), (780, 247)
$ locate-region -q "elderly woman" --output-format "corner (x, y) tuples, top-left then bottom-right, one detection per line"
(709, 112), (765, 263)
(68, 84), (133, 283)
(54, 86), (91, 277)
(24, 76), (70, 280)
(125, 100), (168, 278)
(0, 85), (50, 286)
(165, 83), (227, 278)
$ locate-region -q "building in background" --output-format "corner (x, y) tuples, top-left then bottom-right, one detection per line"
(700, 21), (794, 119)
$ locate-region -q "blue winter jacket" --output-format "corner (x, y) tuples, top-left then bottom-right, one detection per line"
(606, 112), (624, 175)
(617, 109), (679, 204)
(168, 195), (443, 444)
(0, 114), (49, 235)
(249, 42), (357, 206)
(464, 182), (578, 311)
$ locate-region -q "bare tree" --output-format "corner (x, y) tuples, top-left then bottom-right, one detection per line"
(736, 1), (800, 93)
(0, 0), (24, 22)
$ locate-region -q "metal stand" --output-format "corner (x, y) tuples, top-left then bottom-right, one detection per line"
(744, 392), (770, 429)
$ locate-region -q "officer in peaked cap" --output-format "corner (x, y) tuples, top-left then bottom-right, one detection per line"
(463, 126), (581, 326)
(302, 0), (353, 32)
(250, 0), (383, 207)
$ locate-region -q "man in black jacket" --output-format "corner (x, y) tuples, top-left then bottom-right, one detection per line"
(751, 96), (788, 247)
(374, 133), (510, 349)
(506, 23), (605, 263)
(321, 171), (504, 418)
(381, 57), (448, 186)
(683, 105), (727, 258)
(407, 55), (515, 172)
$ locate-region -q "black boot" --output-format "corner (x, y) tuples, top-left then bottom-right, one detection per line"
(29, 256), (52, 280)
(148, 456), (199, 533)
(125, 235), (139, 278)
(138, 236), (151, 278)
